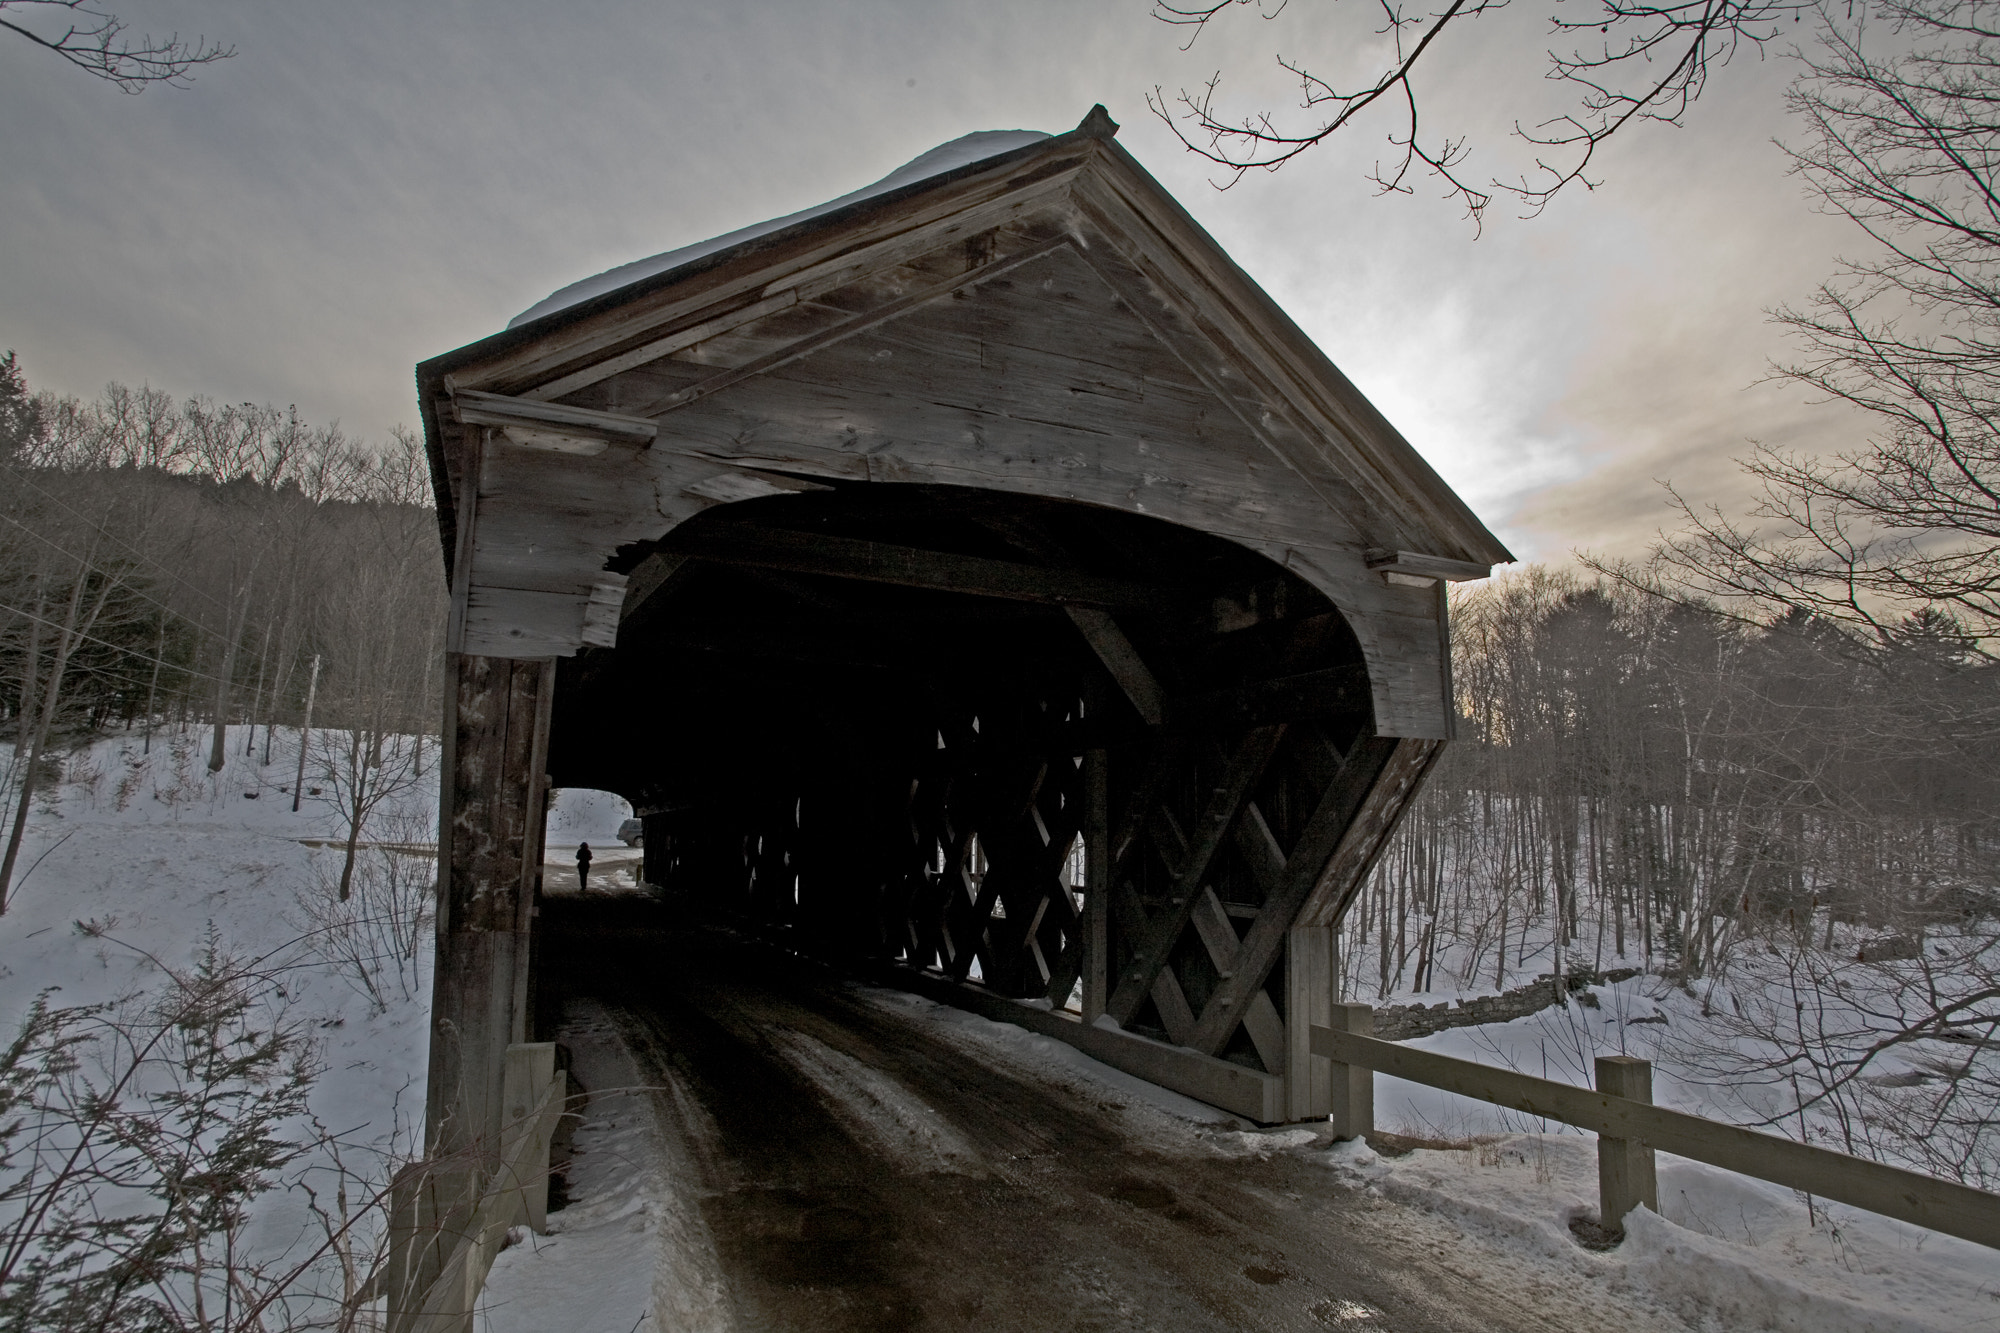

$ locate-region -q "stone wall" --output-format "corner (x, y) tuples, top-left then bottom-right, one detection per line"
(1368, 968), (1642, 1040)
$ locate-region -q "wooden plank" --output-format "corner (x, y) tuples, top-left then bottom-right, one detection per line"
(1232, 802), (1288, 898)
(660, 525), (1184, 613)
(460, 587), (586, 659)
(452, 389), (657, 444)
(1297, 737), (1446, 927)
(1105, 725), (1286, 1026)
(639, 236), (1075, 416)
(1083, 748), (1108, 1020)
(1311, 1025), (2000, 1251)
(879, 962), (1285, 1123)
(1065, 606), (1165, 726)
(1190, 887), (1288, 1074)
(451, 154), (1088, 394)
(519, 290), (801, 401)
(1365, 548), (1491, 582)
(1285, 926), (1334, 1120)
(1150, 965), (1198, 1046)
(1186, 734), (1399, 1055)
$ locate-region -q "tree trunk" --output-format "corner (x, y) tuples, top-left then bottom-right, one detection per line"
(208, 581), (251, 774)
(291, 654), (320, 813)
(0, 570), (91, 909)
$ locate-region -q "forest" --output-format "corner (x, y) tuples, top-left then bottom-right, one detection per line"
(0, 357), (446, 906)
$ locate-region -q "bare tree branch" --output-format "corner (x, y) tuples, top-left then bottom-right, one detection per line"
(1147, 0), (1805, 225)
(0, 0), (231, 92)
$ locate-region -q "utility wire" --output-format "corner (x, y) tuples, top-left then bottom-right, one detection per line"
(0, 479), (285, 679)
(0, 462), (238, 616)
(0, 598), (236, 689)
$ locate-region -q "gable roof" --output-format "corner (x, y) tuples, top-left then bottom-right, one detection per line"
(421, 110), (1509, 584)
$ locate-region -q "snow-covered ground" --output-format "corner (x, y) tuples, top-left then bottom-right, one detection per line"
(4, 731), (1999, 1330)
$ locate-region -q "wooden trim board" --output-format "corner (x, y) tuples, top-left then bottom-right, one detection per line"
(876, 962), (1285, 1124)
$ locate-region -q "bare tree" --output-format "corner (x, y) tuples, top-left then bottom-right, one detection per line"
(0, 0), (231, 91)
(1147, 0), (1807, 223)
(1654, 0), (2000, 645)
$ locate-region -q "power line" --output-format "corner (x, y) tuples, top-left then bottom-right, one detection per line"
(0, 461), (238, 616)
(0, 598), (234, 689)
(0, 478), (286, 680)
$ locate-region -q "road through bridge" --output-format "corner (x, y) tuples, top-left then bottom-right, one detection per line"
(534, 900), (1678, 1333)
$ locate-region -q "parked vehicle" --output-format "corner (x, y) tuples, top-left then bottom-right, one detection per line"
(617, 818), (643, 847)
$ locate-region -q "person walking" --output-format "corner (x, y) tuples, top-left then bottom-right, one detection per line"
(575, 841), (593, 893)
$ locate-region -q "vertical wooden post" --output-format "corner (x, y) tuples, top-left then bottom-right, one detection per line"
(1286, 925), (1334, 1120)
(403, 652), (553, 1330)
(1082, 748), (1109, 1022)
(1596, 1055), (1658, 1232)
(426, 653), (553, 1149)
(1328, 1002), (1374, 1140)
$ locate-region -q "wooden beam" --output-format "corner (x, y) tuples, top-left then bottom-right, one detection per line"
(1297, 737), (1446, 928)
(617, 552), (694, 636)
(1104, 725), (1286, 1026)
(1364, 548), (1490, 583)
(1184, 733), (1398, 1055)
(418, 654), (554, 1318)
(1082, 748), (1108, 1020)
(644, 236), (1074, 416)
(878, 961), (1284, 1123)
(661, 525), (1183, 613)
(1285, 925), (1335, 1120)
(1065, 606), (1165, 726)
(451, 389), (657, 445)
(1189, 886), (1288, 1072)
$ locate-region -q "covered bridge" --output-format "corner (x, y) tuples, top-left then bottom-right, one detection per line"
(415, 107), (1509, 1184)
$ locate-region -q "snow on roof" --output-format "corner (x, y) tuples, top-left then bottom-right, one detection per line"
(508, 129), (1053, 329)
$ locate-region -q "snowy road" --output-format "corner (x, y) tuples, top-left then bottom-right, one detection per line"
(546, 916), (1689, 1333)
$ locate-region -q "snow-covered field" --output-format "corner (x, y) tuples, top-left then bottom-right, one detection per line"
(3, 731), (1998, 1330)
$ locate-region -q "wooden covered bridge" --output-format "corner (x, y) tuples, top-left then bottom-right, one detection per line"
(409, 105), (1509, 1316)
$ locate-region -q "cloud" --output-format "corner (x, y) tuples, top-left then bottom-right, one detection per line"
(0, 0), (1872, 561)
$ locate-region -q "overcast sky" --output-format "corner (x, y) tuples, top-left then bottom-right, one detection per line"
(0, 0), (1874, 565)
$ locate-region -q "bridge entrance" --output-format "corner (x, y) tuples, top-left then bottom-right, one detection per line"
(412, 105), (1508, 1241)
(552, 484), (1378, 1094)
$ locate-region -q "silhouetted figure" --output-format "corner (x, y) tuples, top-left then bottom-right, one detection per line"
(575, 841), (593, 892)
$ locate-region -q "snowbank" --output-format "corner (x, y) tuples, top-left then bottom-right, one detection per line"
(1322, 1132), (2000, 1332)
(479, 1000), (698, 1333)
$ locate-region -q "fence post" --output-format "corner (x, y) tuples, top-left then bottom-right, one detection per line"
(1596, 1055), (1658, 1232)
(1328, 1002), (1374, 1140)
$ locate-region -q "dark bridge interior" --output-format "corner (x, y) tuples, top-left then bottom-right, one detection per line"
(543, 486), (1374, 1071)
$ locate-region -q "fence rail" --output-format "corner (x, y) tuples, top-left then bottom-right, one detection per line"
(1310, 1003), (2000, 1250)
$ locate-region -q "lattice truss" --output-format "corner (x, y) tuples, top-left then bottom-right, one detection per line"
(644, 686), (1395, 1078)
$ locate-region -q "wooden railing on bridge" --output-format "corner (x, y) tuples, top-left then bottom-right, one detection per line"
(1312, 1003), (2000, 1249)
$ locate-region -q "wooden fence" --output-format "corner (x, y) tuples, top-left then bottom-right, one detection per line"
(1311, 1003), (2000, 1249)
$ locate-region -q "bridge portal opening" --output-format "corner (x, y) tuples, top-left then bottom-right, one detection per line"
(545, 484), (1372, 1069)
(418, 119), (1506, 1153)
